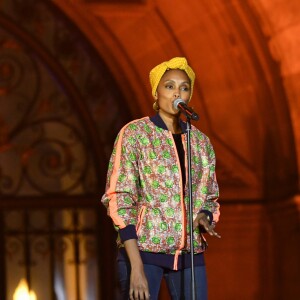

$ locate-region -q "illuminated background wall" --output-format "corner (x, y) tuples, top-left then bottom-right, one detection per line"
(0, 0), (299, 299)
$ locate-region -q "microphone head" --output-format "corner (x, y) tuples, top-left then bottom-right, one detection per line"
(173, 98), (185, 110)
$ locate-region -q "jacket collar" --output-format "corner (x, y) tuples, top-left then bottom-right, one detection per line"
(149, 114), (187, 133)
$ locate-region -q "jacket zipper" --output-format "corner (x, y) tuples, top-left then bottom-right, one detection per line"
(169, 132), (187, 269)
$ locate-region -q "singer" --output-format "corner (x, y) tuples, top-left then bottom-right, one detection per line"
(101, 57), (220, 300)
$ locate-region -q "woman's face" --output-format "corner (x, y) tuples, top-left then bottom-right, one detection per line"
(155, 69), (191, 117)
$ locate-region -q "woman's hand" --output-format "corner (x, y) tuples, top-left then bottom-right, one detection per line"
(129, 266), (150, 300)
(124, 239), (150, 300)
(193, 212), (221, 238)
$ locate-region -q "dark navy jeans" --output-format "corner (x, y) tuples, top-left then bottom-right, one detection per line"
(117, 261), (208, 300)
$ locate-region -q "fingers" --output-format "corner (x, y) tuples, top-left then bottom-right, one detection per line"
(129, 279), (150, 300)
(209, 229), (221, 238)
(198, 218), (221, 239)
(129, 289), (150, 300)
(129, 269), (150, 300)
(204, 223), (221, 238)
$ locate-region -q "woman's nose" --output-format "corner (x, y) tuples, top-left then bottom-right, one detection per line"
(173, 89), (180, 98)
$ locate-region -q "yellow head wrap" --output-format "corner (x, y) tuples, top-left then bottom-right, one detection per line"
(149, 57), (195, 100)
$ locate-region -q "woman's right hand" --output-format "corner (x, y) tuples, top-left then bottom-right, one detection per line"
(129, 266), (150, 300)
(124, 239), (150, 300)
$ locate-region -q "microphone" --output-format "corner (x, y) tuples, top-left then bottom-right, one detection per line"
(173, 98), (199, 121)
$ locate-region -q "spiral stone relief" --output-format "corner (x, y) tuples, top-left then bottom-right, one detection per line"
(19, 121), (87, 194)
(0, 0), (131, 197)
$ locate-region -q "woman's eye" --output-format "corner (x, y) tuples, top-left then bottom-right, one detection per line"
(181, 86), (190, 91)
(165, 85), (174, 89)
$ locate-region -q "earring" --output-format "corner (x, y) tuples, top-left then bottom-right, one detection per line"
(153, 101), (159, 111)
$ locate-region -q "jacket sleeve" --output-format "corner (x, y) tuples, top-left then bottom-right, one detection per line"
(200, 136), (220, 226)
(101, 125), (140, 240)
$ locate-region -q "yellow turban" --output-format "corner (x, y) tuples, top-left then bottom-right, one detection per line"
(149, 57), (195, 100)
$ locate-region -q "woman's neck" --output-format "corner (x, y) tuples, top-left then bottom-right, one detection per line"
(158, 112), (182, 134)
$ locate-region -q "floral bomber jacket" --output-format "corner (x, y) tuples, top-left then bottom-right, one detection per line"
(101, 115), (220, 258)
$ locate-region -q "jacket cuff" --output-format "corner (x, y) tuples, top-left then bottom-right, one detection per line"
(119, 225), (138, 242)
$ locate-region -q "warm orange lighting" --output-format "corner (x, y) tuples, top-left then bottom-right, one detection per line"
(13, 279), (37, 300)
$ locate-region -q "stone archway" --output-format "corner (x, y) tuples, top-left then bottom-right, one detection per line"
(0, 1), (133, 299)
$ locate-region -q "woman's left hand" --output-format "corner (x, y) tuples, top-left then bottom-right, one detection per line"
(193, 212), (221, 238)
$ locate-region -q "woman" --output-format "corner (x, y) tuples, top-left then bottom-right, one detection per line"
(101, 57), (220, 300)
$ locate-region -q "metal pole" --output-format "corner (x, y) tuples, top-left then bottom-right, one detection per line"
(186, 118), (196, 300)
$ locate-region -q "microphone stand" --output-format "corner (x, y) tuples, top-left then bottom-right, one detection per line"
(186, 116), (196, 300)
